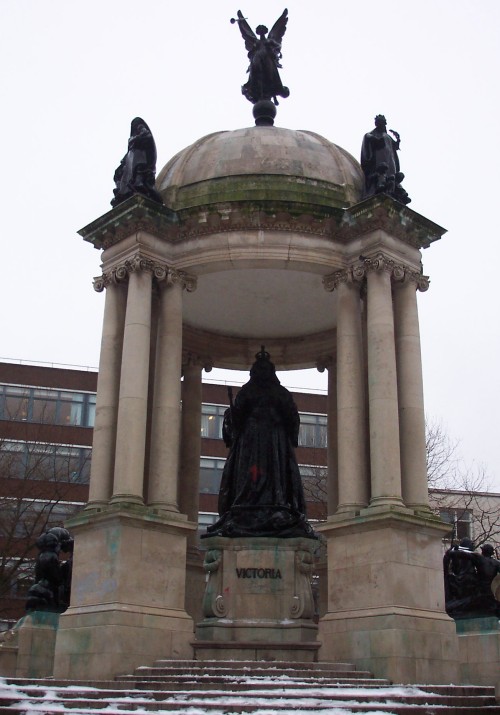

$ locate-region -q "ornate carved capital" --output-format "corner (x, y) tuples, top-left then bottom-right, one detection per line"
(157, 268), (197, 292)
(182, 351), (213, 373)
(323, 263), (366, 293)
(94, 258), (197, 293)
(362, 253), (430, 291)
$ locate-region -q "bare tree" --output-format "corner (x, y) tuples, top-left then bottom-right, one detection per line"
(300, 465), (328, 522)
(426, 419), (500, 551)
(0, 420), (89, 619)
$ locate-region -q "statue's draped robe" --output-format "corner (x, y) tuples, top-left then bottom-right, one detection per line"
(207, 377), (313, 538)
(360, 128), (400, 198)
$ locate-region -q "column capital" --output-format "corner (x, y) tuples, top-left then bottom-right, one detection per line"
(94, 258), (197, 293)
(392, 270), (430, 293)
(182, 351), (213, 373)
(158, 267), (197, 293)
(322, 253), (430, 294)
(323, 264), (366, 292)
(316, 355), (334, 372)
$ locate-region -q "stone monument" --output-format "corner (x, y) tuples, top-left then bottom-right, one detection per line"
(51, 16), (458, 681)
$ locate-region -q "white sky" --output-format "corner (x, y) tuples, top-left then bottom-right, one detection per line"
(0, 0), (499, 490)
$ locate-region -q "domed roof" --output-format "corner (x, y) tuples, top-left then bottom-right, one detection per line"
(156, 127), (363, 212)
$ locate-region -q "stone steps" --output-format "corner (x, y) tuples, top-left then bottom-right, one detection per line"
(1, 659), (499, 713)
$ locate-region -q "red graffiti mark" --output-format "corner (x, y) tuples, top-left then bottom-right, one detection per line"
(249, 464), (261, 483)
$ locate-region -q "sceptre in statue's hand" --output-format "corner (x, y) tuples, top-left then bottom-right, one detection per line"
(231, 9), (290, 126)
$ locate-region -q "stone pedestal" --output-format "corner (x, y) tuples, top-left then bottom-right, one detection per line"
(0, 612), (59, 678)
(318, 511), (459, 683)
(53, 506), (196, 680)
(456, 617), (500, 694)
(194, 536), (320, 661)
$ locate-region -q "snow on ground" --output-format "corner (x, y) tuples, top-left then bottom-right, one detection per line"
(0, 676), (445, 715)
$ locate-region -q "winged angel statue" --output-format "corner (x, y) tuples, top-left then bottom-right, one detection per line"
(232, 9), (290, 106)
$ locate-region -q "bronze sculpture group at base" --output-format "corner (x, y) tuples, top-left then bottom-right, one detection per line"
(205, 347), (316, 540)
(25, 527), (74, 614)
(444, 538), (500, 619)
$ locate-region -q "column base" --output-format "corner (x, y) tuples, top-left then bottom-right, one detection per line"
(109, 493), (145, 506)
(53, 506), (196, 680)
(320, 609), (458, 684)
(54, 604), (193, 680)
(317, 510), (459, 683)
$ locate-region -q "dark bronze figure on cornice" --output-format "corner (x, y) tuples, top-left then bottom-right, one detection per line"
(111, 117), (163, 208)
(231, 9), (289, 126)
(361, 115), (411, 205)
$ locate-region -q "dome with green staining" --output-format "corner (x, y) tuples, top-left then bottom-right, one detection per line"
(156, 127), (363, 213)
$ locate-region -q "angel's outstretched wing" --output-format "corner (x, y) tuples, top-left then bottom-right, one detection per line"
(268, 8), (288, 48)
(236, 10), (257, 53)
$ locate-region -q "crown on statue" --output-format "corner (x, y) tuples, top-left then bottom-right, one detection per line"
(255, 345), (271, 362)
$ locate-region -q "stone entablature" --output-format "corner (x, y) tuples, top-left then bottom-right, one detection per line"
(80, 194), (445, 253)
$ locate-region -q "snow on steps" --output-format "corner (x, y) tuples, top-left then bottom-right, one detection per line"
(1, 659), (499, 714)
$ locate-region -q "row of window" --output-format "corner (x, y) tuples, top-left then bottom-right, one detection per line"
(0, 440), (324, 497)
(200, 457), (326, 496)
(0, 384), (328, 449)
(0, 384), (96, 427)
(201, 403), (327, 448)
(0, 441), (91, 484)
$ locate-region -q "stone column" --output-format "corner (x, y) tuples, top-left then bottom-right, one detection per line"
(326, 362), (338, 516)
(179, 357), (204, 523)
(317, 357), (337, 517)
(365, 255), (403, 507)
(148, 272), (184, 511)
(87, 277), (127, 507)
(393, 273), (430, 510)
(112, 260), (153, 504)
(336, 277), (369, 513)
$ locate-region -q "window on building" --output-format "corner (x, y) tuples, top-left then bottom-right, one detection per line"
(2, 386), (29, 420)
(200, 404), (227, 440)
(298, 413), (327, 448)
(0, 384), (96, 428)
(439, 508), (472, 541)
(299, 464), (327, 503)
(199, 457), (226, 494)
(0, 441), (92, 484)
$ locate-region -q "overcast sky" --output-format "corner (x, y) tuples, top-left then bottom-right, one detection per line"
(1, 0), (499, 490)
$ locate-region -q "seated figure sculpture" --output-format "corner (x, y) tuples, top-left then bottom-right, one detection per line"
(111, 117), (163, 207)
(443, 538), (500, 618)
(205, 347), (315, 539)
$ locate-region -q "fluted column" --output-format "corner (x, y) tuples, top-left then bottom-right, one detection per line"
(394, 273), (430, 510)
(365, 256), (403, 507)
(336, 278), (369, 512)
(147, 272), (184, 511)
(88, 277), (127, 506)
(112, 262), (153, 503)
(179, 356), (205, 526)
